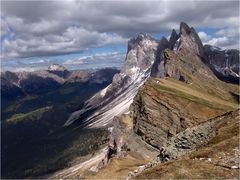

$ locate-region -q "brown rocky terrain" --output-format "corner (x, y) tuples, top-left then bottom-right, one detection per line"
(131, 77), (238, 149)
(134, 109), (239, 179)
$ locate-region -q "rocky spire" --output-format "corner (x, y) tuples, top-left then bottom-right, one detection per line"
(127, 33), (153, 52)
(180, 22), (192, 35)
(150, 37), (170, 77)
(169, 29), (179, 50)
(177, 22), (205, 58)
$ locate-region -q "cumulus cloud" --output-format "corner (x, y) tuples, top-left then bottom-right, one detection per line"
(2, 26), (127, 58)
(63, 52), (125, 66)
(198, 31), (211, 42)
(199, 26), (239, 49)
(1, 0), (239, 59)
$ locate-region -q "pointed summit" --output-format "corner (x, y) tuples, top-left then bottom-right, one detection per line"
(169, 29), (179, 50)
(127, 32), (153, 52)
(180, 22), (191, 35)
(177, 22), (205, 57)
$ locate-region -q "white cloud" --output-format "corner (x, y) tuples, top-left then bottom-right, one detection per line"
(198, 31), (211, 42)
(1, 1), (239, 58)
(2, 27), (127, 58)
(207, 37), (228, 46)
(206, 26), (239, 49)
(206, 36), (238, 49)
(63, 52), (125, 65)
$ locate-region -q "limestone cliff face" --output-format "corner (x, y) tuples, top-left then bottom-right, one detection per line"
(158, 109), (240, 162)
(131, 81), (185, 149)
(130, 78), (233, 149)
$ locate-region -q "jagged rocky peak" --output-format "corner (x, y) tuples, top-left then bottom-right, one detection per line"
(180, 22), (192, 35)
(171, 22), (204, 58)
(118, 33), (159, 83)
(169, 29), (179, 49)
(127, 33), (154, 51)
(158, 37), (170, 50)
(150, 37), (170, 77)
(65, 33), (159, 127)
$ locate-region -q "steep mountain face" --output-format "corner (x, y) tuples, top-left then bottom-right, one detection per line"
(204, 45), (239, 83)
(131, 78), (238, 149)
(65, 34), (160, 127)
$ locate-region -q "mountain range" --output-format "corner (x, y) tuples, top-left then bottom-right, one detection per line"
(51, 22), (239, 179)
(1, 22), (239, 179)
(1, 65), (119, 98)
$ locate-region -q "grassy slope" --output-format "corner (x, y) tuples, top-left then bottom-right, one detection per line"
(6, 106), (52, 124)
(151, 78), (238, 111)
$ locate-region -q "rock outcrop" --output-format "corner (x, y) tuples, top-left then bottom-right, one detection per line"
(177, 22), (205, 58)
(150, 23), (214, 82)
(167, 22), (205, 58)
(128, 109), (240, 179)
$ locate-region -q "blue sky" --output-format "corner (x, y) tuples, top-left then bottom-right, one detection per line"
(1, 1), (239, 71)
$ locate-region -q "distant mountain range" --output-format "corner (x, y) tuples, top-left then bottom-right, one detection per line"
(1, 65), (119, 98)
